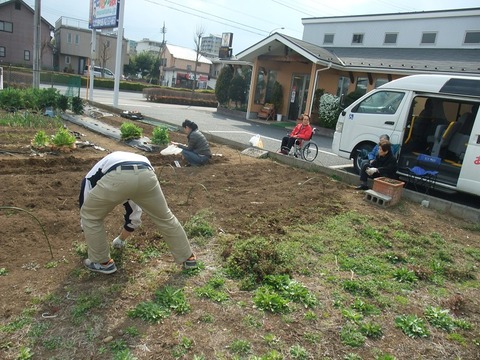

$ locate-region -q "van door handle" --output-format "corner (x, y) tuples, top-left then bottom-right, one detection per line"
(385, 121), (395, 125)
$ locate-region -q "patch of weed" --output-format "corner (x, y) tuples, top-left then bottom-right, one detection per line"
(228, 339), (251, 355)
(394, 314), (429, 338)
(340, 324), (366, 347)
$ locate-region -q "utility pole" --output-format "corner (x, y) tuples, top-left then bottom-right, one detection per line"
(158, 22), (167, 86)
(32, 0), (41, 88)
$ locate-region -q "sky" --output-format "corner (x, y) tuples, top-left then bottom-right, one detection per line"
(22, 0), (480, 55)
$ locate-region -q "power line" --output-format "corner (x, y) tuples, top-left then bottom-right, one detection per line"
(144, 0), (270, 36)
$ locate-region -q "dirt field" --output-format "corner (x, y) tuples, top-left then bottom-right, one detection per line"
(1, 113), (479, 359)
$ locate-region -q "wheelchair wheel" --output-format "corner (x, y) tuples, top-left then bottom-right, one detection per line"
(302, 142), (318, 162)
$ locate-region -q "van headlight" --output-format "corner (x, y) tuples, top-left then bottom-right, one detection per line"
(335, 122), (343, 133)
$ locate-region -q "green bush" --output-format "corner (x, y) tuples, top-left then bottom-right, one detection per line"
(151, 126), (169, 145)
(120, 122), (143, 140)
(71, 96), (84, 114)
(51, 127), (76, 147)
(56, 95), (69, 112)
(31, 130), (50, 148)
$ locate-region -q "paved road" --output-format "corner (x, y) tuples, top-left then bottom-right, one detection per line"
(48, 85), (352, 170)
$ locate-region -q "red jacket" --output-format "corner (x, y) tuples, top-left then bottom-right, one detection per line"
(290, 123), (313, 140)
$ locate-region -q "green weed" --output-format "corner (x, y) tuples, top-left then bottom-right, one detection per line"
(171, 336), (193, 358)
(184, 210), (215, 238)
(340, 324), (366, 347)
(0, 267), (7, 276)
(394, 314), (429, 338)
(228, 339), (251, 355)
(360, 321), (383, 338)
(289, 344), (309, 359)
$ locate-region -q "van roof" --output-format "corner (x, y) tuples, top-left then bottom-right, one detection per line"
(380, 74), (480, 98)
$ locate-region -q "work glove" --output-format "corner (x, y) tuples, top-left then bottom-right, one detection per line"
(366, 167), (378, 176)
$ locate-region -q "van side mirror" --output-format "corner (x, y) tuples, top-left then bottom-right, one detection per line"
(341, 110), (346, 116)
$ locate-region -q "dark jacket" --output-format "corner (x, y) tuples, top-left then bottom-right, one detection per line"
(179, 129), (211, 157)
(372, 151), (398, 179)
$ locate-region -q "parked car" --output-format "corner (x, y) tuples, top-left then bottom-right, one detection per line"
(84, 65), (114, 79)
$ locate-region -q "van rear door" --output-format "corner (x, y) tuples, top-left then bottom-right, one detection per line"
(457, 110), (480, 195)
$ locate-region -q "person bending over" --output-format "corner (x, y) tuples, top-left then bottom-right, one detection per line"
(171, 119), (211, 166)
(79, 151), (197, 274)
(356, 140), (398, 190)
(280, 114), (313, 155)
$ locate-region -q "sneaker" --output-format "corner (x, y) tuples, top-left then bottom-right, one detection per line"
(84, 258), (117, 274)
(355, 185), (369, 190)
(112, 237), (125, 249)
(183, 254), (197, 270)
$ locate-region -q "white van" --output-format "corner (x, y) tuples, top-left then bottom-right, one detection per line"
(332, 74), (480, 195)
(84, 65), (114, 78)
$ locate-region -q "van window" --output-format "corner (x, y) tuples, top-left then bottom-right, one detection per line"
(352, 91), (405, 114)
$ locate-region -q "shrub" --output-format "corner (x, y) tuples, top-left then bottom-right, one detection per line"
(71, 96), (84, 114)
(151, 126), (169, 145)
(56, 95), (69, 112)
(318, 93), (341, 129)
(51, 127), (76, 148)
(31, 130), (50, 148)
(120, 122), (143, 140)
(215, 65), (234, 105)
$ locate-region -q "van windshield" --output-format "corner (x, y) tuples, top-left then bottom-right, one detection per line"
(352, 91), (405, 114)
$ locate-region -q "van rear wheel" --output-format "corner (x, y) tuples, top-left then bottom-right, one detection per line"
(353, 143), (375, 174)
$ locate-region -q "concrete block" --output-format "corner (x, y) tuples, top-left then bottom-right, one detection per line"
(364, 189), (392, 207)
(241, 147), (269, 159)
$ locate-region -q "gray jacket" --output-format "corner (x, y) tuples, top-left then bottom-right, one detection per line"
(180, 129), (211, 157)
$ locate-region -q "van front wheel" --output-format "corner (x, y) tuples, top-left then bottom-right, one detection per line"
(353, 143), (375, 174)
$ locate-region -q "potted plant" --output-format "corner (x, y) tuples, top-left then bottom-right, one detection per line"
(271, 81), (284, 121)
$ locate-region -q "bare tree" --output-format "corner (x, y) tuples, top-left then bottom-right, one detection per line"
(97, 40), (111, 77)
(192, 26), (205, 92)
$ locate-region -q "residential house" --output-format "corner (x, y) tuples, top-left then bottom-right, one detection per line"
(0, 0), (54, 69)
(236, 8), (480, 122)
(54, 16), (128, 76)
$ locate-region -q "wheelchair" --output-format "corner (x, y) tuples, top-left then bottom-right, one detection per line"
(286, 128), (319, 162)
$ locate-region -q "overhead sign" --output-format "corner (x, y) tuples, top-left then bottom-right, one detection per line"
(89, 0), (119, 29)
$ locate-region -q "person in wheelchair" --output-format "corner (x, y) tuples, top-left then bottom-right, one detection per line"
(280, 114), (313, 155)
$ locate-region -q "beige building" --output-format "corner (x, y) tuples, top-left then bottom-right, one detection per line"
(0, 0), (54, 69)
(54, 16), (128, 76)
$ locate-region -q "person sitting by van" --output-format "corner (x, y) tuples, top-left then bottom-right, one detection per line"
(356, 140), (398, 190)
(280, 114), (313, 155)
(360, 134), (391, 168)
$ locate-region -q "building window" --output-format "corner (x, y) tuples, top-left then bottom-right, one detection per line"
(421, 32), (437, 45)
(384, 33), (397, 45)
(65, 56), (71, 64)
(0, 46), (5, 57)
(355, 77), (368, 95)
(323, 34), (334, 45)
(336, 76), (350, 100)
(75, 34), (80, 45)
(24, 50), (30, 61)
(0, 21), (13, 32)
(186, 65), (192, 71)
(15, 1), (21, 10)
(352, 33), (364, 44)
(464, 31), (480, 44)
(67, 33), (72, 43)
